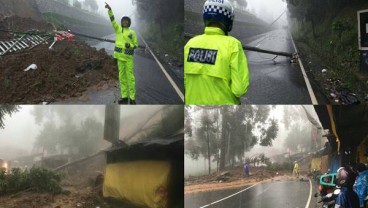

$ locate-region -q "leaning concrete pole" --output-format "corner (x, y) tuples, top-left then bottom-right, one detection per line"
(104, 105), (120, 144)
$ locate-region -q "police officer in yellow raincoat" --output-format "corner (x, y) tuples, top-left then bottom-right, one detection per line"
(184, 0), (250, 105)
(105, 2), (138, 104)
(293, 161), (299, 178)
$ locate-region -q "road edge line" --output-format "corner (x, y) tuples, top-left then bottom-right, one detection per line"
(305, 178), (313, 208)
(289, 31), (318, 105)
(199, 182), (261, 208)
(137, 32), (184, 102)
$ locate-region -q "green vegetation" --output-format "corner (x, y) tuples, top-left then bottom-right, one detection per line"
(0, 167), (64, 195)
(286, 0), (368, 97)
(0, 105), (20, 129)
(135, 0), (183, 61)
(185, 106), (279, 173)
(142, 22), (184, 60)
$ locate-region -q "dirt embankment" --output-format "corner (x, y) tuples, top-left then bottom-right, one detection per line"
(185, 166), (301, 194)
(0, 16), (118, 104)
(0, 41), (117, 104)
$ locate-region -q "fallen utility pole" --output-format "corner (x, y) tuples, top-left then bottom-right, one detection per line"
(71, 31), (146, 49)
(242, 45), (296, 58)
(71, 31), (115, 43)
(185, 32), (298, 60)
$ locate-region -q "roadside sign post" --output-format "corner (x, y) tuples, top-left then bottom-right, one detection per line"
(358, 9), (368, 72)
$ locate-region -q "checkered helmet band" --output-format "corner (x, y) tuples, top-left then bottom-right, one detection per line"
(203, 0), (234, 32)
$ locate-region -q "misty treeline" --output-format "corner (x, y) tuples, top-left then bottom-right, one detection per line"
(185, 106), (320, 175)
(283, 106), (321, 152)
(185, 105), (279, 174)
(284, 0), (355, 38)
(0, 105), (20, 129)
(56, 0), (99, 12)
(31, 106), (105, 160)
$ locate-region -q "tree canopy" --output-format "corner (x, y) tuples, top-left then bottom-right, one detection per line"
(0, 105), (20, 129)
(185, 106), (279, 172)
(31, 106), (104, 159)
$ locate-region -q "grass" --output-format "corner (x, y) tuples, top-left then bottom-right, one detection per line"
(140, 21), (184, 62)
(43, 12), (108, 31)
(291, 2), (368, 101)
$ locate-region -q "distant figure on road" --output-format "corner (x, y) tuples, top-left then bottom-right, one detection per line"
(105, 2), (138, 104)
(184, 0), (250, 104)
(293, 161), (299, 178)
(335, 167), (360, 208)
(354, 163), (368, 208)
(243, 163), (249, 177)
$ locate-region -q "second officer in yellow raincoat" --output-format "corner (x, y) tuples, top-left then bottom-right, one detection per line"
(105, 2), (138, 104)
(184, 0), (250, 105)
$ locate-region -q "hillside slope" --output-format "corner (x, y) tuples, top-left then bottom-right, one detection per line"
(185, 0), (270, 41)
(0, 0), (43, 21)
(290, 1), (368, 104)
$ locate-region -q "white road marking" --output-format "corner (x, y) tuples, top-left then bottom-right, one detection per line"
(198, 179), (312, 208)
(305, 178), (313, 208)
(289, 31), (318, 104)
(199, 182), (261, 208)
(137, 32), (184, 102)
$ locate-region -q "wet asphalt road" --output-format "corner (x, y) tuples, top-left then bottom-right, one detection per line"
(185, 179), (313, 208)
(236, 29), (313, 104)
(58, 33), (183, 104)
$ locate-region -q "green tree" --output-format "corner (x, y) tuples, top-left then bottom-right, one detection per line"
(186, 106), (279, 173)
(284, 123), (312, 152)
(184, 106), (193, 137)
(73, 0), (82, 9)
(0, 105), (20, 129)
(195, 110), (217, 174)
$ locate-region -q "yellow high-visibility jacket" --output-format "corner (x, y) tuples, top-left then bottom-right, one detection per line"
(184, 27), (250, 104)
(108, 9), (138, 61)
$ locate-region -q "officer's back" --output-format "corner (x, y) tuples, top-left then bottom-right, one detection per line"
(184, 0), (250, 105)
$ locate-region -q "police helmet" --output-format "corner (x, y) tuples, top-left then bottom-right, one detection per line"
(121, 16), (131, 27)
(203, 0), (234, 32)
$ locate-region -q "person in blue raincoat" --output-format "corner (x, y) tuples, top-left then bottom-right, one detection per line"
(335, 167), (360, 208)
(243, 162), (249, 177)
(354, 163), (368, 208)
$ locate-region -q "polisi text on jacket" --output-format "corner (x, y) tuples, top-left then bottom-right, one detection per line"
(187, 48), (218, 65)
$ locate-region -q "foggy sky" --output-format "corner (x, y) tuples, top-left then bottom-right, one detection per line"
(96, 0), (136, 25)
(0, 105), (179, 160)
(0, 106), (38, 153)
(247, 0), (287, 25)
(0, 105), (105, 159)
(69, 0), (136, 26)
